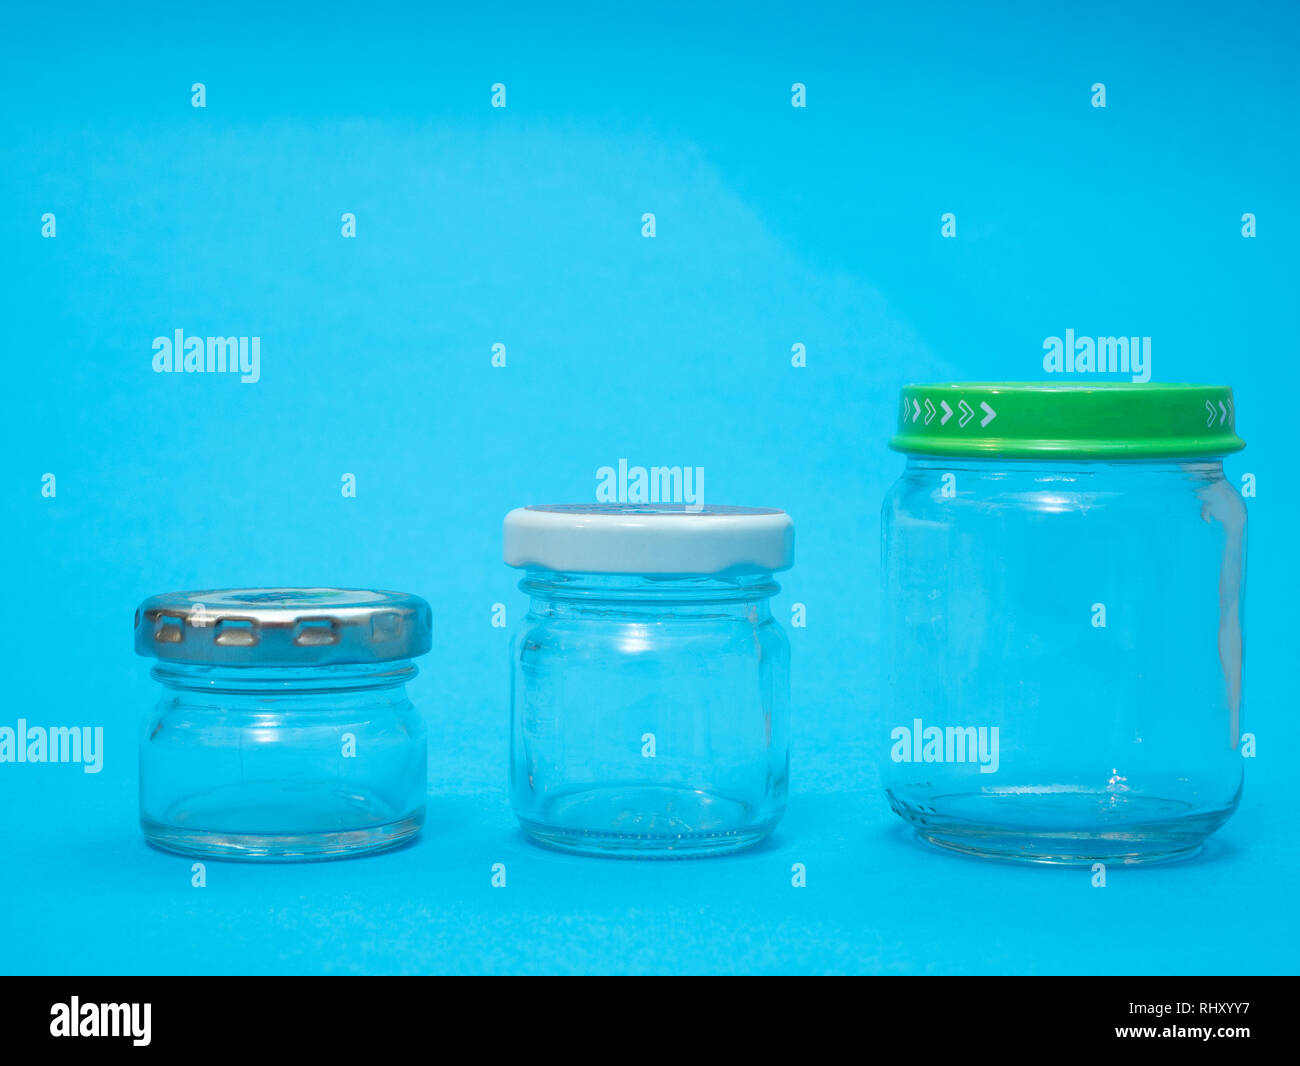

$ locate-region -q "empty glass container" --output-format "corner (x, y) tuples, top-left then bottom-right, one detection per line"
(505, 504), (794, 858)
(882, 383), (1247, 865)
(136, 588), (431, 861)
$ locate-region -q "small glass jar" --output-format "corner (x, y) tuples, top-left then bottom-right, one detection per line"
(135, 588), (431, 861)
(881, 383), (1247, 865)
(504, 504), (794, 858)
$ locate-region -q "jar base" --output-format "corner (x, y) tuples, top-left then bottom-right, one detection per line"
(516, 784), (781, 859)
(141, 813), (423, 862)
(887, 788), (1235, 866)
(913, 830), (1204, 867)
(519, 820), (776, 859)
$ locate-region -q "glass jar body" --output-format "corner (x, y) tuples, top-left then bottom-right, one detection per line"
(139, 662), (426, 861)
(881, 458), (1246, 865)
(510, 572), (790, 858)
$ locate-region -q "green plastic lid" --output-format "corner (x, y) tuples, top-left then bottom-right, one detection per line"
(890, 383), (1245, 459)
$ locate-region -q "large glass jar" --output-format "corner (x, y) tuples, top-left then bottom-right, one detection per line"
(135, 588), (431, 861)
(881, 384), (1247, 865)
(504, 504), (794, 858)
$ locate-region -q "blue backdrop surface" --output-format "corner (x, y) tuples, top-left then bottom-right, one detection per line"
(1, 0), (1295, 974)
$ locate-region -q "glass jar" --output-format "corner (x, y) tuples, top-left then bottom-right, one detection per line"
(504, 504), (794, 858)
(881, 383), (1247, 865)
(135, 588), (431, 861)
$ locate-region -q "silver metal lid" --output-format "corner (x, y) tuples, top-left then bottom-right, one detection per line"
(134, 588), (432, 666)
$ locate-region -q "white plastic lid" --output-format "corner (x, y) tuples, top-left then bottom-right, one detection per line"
(503, 504), (795, 576)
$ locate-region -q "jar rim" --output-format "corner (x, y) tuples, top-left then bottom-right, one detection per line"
(149, 658), (419, 694)
(519, 571), (780, 605)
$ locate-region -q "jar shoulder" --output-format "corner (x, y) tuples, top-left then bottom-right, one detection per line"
(512, 607), (790, 658)
(143, 685), (420, 727)
(884, 463), (1247, 523)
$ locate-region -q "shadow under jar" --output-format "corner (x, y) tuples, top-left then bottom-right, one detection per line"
(135, 588), (431, 862)
(504, 504), (795, 859)
(881, 383), (1247, 866)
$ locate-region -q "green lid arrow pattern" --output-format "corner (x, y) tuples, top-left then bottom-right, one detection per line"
(890, 383), (1245, 459)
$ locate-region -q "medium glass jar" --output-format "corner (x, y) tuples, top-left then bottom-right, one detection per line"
(135, 588), (431, 861)
(504, 504), (794, 858)
(881, 384), (1247, 865)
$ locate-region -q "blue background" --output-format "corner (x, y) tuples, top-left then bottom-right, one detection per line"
(1, 0), (1295, 974)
